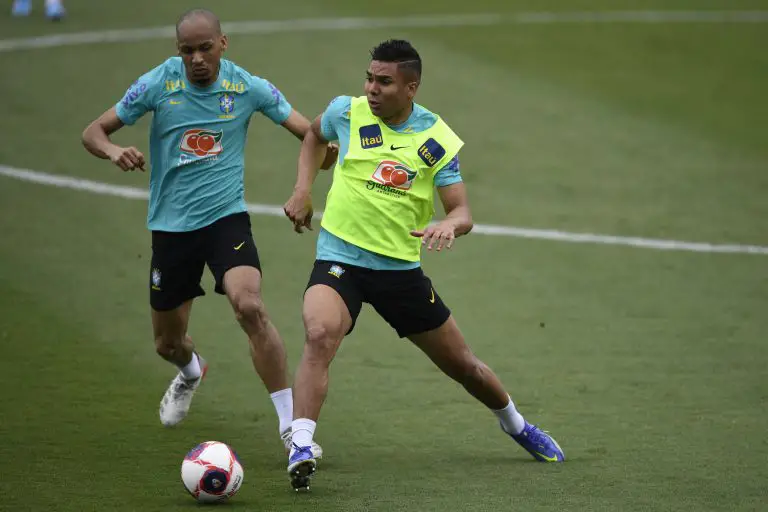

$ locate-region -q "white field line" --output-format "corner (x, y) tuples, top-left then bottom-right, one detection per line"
(2, 165), (767, 255)
(1, 11), (767, 53)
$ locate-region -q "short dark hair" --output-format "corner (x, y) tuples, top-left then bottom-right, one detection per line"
(370, 39), (422, 79)
(176, 8), (222, 38)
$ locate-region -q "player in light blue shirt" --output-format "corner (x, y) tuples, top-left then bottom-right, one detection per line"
(115, 56), (294, 232)
(81, 8), (329, 457)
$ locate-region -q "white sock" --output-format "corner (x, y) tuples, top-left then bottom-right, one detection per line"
(493, 396), (526, 435)
(45, 0), (62, 8)
(178, 352), (201, 380)
(290, 418), (316, 451)
(270, 389), (293, 435)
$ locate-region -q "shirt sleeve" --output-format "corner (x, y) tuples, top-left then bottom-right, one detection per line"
(319, 96), (352, 142)
(434, 155), (463, 187)
(115, 64), (164, 125)
(249, 76), (292, 124)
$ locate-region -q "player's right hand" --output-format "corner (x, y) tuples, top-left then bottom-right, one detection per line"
(320, 143), (339, 171)
(283, 192), (313, 234)
(109, 146), (145, 172)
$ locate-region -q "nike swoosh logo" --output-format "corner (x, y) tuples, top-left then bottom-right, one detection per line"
(429, 288), (435, 304)
(390, 145), (409, 150)
(534, 451), (560, 462)
(169, 100), (182, 105)
(233, 242), (245, 250)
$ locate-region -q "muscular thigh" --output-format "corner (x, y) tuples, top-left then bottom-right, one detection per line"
(305, 261), (363, 335)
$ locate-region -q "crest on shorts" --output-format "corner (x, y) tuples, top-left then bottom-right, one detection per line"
(151, 268), (162, 290)
(328, 265), (345, 279)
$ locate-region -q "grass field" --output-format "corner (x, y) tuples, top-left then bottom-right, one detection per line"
(1, 1), (767, 510)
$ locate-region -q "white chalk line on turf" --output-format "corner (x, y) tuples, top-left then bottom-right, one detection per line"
(2, 165), (767, 255)
(1, 11), (767, 53)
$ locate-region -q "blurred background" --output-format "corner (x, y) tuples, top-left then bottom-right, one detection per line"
(1, 1), (766, 510)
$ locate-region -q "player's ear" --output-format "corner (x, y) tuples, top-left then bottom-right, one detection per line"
(220, 34), (228, 52)
(406, 80), (419, 100)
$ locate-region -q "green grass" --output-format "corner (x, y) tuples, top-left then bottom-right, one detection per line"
(1, 1), (767, 510)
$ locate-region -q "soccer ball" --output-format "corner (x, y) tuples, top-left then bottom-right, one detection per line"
(181, 441), (244, 502)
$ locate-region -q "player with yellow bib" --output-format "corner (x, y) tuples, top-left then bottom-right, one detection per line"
(283, 40), (564, 490)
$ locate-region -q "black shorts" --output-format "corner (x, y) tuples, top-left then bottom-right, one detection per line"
(149, 212), (261, 311)
(306, 260), (451, 338)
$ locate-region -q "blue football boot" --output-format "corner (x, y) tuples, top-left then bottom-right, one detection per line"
(508, 422), (565, 462)
(287, 444), (316, 491)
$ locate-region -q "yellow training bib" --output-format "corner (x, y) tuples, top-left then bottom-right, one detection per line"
(321, 97), (464, 262)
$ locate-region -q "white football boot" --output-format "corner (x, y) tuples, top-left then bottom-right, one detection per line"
(159, 354), (208, 426)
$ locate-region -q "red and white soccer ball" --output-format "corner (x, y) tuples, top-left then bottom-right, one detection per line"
(181, 441), (244, 503)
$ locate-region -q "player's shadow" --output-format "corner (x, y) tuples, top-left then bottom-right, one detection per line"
(175, 499), (248, 508)
(448, 450), (594, 466)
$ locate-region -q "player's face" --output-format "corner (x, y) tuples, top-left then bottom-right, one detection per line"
(176, 19), (227, 86)
(365, 61), (418, 121)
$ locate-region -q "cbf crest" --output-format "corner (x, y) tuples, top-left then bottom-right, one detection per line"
(219, 93), (235, 114)
(328, 265), (345, 279)
(151, 268), (162, 291)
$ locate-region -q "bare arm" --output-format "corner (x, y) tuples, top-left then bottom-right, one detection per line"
(295, 116), (329, 193)
(81, 107), (145, 171)
(280, 109), (312, 141)
(411, 182), (474, 251)
(283, 115), (329, 233)
(281, 110), (338, 170)
(436, 182), (474, 237)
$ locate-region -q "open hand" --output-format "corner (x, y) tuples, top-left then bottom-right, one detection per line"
(410, 221), (457, 252)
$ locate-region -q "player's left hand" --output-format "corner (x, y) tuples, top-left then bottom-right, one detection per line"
(410, 221), (457, 252)
(320, 143), (339, 171)
(283, 192), (314, 234)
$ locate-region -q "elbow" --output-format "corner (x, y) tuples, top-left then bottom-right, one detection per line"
(81, 122), (95, 149)
(305, 130), (327, 153)
(302, 126), (317, 144)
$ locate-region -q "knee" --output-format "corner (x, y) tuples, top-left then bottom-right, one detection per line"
(155, 335), (181, 360)
(304, 322), (339, 362)
(305, 322), (331, 348)
(233, 294), (268, 328)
